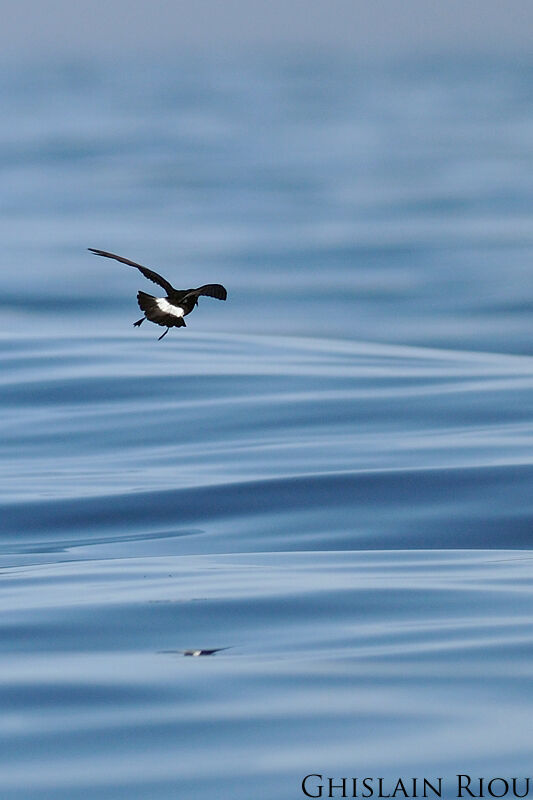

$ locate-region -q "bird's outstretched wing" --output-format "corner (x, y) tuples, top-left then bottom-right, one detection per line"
(88, 248), (175, 294)
(182, 284), (227, 302)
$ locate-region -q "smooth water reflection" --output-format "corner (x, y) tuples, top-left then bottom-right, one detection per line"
(2, 551), (533, 799)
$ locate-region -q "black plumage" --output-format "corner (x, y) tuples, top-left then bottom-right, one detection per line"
(89, 248), (227, 340)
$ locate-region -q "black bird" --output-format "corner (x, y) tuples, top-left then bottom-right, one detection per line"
(89, 248), (227, 340)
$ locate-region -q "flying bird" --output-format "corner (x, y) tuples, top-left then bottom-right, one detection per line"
(89, 248), (227, 340)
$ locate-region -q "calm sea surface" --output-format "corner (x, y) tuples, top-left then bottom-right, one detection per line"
(1, 54), (533, 799)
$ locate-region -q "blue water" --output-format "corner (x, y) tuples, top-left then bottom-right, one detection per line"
(1, 53), (533, 799)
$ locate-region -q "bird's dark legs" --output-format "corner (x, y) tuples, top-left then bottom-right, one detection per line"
(133, 318), (170, 339)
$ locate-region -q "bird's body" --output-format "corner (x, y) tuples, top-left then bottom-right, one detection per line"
(89, 248), (227, 339)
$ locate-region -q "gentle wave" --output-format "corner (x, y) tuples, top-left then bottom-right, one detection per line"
(2, 52), (533, 800)
(2, 550), (533, 798)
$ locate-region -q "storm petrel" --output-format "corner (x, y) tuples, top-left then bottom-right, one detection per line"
(89, 248), (227, 340)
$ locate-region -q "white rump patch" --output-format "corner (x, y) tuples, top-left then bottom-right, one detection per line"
(155, 297), (185, 318)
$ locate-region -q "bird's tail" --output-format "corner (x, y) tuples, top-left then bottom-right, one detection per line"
(137, 290), (156, 312)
